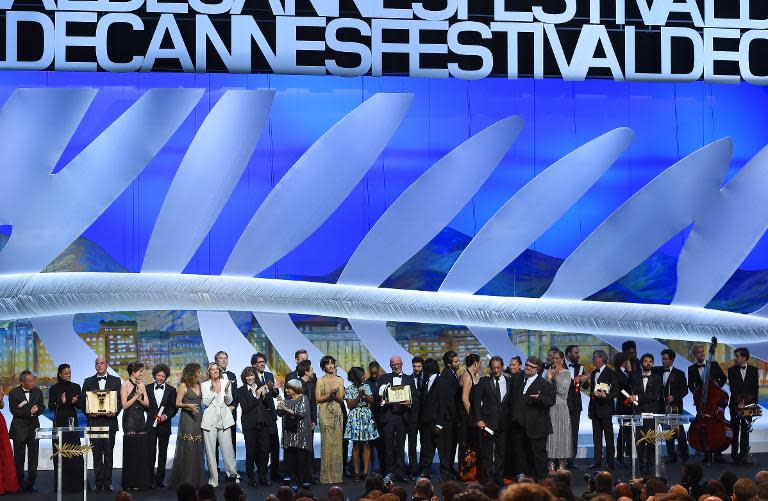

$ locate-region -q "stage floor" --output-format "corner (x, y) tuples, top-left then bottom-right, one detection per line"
(6, 454), (768, 500)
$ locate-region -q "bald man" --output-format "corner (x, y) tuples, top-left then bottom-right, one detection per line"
(81, 356), (122, 493)
(377, 356), (416, 480)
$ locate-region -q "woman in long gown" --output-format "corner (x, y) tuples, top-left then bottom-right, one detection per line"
(168, 363), (205, 490)
(47, 363), (84, 493)
(459, 354), (482, 482)
(546, 349), (572, 473)
(120, 361), (153, 490)
(316, 355), (344, 485)
(0, 386), (20, 495)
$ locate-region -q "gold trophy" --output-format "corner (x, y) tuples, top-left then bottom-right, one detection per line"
(386, 384), (412, 404)
(86, 390), (117, 414)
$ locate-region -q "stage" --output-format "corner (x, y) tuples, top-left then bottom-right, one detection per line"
(8, 454), (768, 500)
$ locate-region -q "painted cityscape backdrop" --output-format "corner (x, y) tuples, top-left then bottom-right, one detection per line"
(1, 72), (768, 403)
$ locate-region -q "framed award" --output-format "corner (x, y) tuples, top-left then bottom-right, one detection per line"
(86, 390), (117, 414)
(387, 384), (412, 404)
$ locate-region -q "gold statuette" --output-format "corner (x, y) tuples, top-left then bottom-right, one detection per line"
(85, 390), (117, 414)
(387, 384), (412, 404)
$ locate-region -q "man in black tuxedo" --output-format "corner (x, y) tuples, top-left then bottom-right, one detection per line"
(146, 363), (177, 488)
(251, 352), (279, 484)
(510, 356), (555, 481)
(658, 349), (689, 463)
(588, 349), (618, 469)
(728, 347), (760, 465)
(8, 370), (43, 492)
(631, 353), (663, 473)
(377, 355), (416, 481)
(472, 356), (511, 485)
(613, 352), (634, 466)
(81, 356), (122, 493)
(238, 365), (271, 486)
(215, 351), (239, 452)
(407, 356), (424, 478)
(285, 350), (318, 429)
(436, 351), (461, 480)
(564, 345), (588, 468)
(687, 343), (727, 464)
(417, 358), (440, 478)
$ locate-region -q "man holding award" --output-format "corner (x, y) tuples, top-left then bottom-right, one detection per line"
(376, 356), (415, 481)
(81, 356), (122, 493)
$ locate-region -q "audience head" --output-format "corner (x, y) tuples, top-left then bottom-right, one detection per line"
(682, 463), (704, 485)
(452, 491), (491, 501)
(723, 472), (739, 496)
(481, 482), (500, 501)
(379, 494), (400, 501)
(327, 485), (344, 501)
(594, 471), (614, 494)
(295, 488), (314, 500)
(643, 478), (669, 499)
(197, 484), (216, 500)
(413, 477), (435, 500)
(176, 482), (198, 501)
(391, 485), (407, 501)
(732, 478), (758, 501)
(264, 496), (279, 501)
(223, 484), (245, 501)
(756, 471), (768, 485)
(368, 491), (384, 500)
(500, 483), (554, 501)
(706, 479), (726, 499)
(276, 486), (294, 501)
(114, 491), (133, 501)
(441, 480), (466, 501)
(553, 468), (572, 487)
(615, 482), (633, 499)
(365, 473), (386, 494)
(757, 482), (768, 501)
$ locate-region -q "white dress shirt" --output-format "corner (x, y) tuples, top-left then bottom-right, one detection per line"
(523, 374), (537, 394)
(493, 375), (507, 400)
(426, 374), (437, 392)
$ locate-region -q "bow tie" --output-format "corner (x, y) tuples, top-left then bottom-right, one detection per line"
(642, 374), (650, 379)
(696, 363), (705, 368)
(97, 376), (107, 380)
(567, 363), (574, 368)
(155, 385), (165, 390)
(663, 369), (671, 373)
(23, 389), (30, 393)
(494, 376), (501, 381)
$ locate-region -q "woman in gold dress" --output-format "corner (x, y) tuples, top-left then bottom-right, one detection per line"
(316, 355), (345, 484)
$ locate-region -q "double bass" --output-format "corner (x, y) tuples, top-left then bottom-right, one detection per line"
(688, 337), (732, 458)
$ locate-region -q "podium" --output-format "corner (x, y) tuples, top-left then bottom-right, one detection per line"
(613, 413), (689, 478)
(35, 425), (110, 501)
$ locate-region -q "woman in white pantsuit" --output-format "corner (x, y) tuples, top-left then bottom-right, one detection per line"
(201, 362), (239, 487)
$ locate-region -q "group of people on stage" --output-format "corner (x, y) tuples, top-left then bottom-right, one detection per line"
(0, 340), (761, 494)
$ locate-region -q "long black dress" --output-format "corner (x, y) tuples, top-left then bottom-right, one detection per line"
(167, 386), (205, 489)
(48, 381), (84, 493)
(121, 385), (153, 490)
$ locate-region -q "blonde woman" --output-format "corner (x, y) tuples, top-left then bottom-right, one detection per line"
(201, 362), (239, 487)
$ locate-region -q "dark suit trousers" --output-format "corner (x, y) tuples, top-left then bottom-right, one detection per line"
(616, 424), (633, 460)
(569, 409), (580, 459)
(591, 415), (614, 463)
(244, 428), (272, 480)
(284, 447), (312, 485)
(507, 423), (526, 475)
(92, 430), (116, 487)
(523, 435), (548, 481)
(480, 430), (507, 485)
(407, 421), (419, 473)
(437, 422), (458, 478)
(418, 423), (437, 474)
(731, 413), (752, 458)
(149, 428), (171, 482)
(12, 427), (38, 485)
(269, 429), (281, 478)
(664, 425), (688, 459)
(382, 417), (407, 476)
(637, 419), (655, 469)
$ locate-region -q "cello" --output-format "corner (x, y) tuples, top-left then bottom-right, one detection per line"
(688, 337), (732, 461)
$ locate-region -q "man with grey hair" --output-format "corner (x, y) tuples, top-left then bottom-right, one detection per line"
(377, 355), (415, 481)
(588, 349), (618, 469)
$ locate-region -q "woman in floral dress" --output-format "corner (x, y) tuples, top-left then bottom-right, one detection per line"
(343, 367), (379, 480)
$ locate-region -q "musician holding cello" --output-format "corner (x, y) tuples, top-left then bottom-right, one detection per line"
(687, 339), (731, 466)
(728, 347), (759, 465)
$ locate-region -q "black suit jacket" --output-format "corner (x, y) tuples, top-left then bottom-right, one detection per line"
(238, 385), (272, 430)
(472, 374), (512, 432)
(8, 386), (44, 439)
(145, 382), (177, 435)
(657, 367), (688, 411)
(435, 368), (461, 429)
(631, 372), (664, 414)
(688, 361), (727, 395)
(81, 374), (123, 432)
(254, 371), (280, 421)
(614, 368), (635, 415)
(510, 373), (555, 438)
(419, 376), (440, 426)
(377, 372), (415, 424)
(588, 366), (618, 419)
(565, 362), (587, 412)
(728, 364), (759, 410)
(409, 372), (425, 425)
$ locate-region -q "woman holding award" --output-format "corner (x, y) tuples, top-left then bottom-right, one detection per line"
(316, 355), (344, 484)
(48, 364), (84, 493)
(168, 363), (205, 490)
(120, 362), (153, 491)
(201, 362), (238, 487)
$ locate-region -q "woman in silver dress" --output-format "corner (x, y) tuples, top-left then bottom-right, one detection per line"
(278, 379), (312, 486)
(546, 349), (572, 473)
